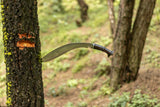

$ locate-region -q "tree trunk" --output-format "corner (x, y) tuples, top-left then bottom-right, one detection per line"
(107, 0), (116, 35)
(77, 0), (89, 22)
(110, 0), (135, 90)
(127, 0), (157, 80)
(1, 0), (44, 106)
(110, 0), (156, 90)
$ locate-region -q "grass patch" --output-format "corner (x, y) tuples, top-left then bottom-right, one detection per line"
(108, 90), (160, 107)
(72, 56), (89, 73)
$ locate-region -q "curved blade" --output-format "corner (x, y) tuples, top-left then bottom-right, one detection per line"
(42, 43), (93, 62)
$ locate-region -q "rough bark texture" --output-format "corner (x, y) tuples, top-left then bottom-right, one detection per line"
(110, 0), (156, 90)
(127, 0), (157, 80)
(110, 0), (135, 89)
(1, 0), (44, 106)
(77, 0), (89, 22)
(107, 0), (116, 35)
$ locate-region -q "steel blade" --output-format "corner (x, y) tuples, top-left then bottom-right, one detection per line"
(42, 43), (93, 62)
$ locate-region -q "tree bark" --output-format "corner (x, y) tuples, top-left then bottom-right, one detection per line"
(1, 0), (44, 106)
(110, 0), (135, 90)
(77, 0), (89, 22)
(127, 0), (157, 80)
(107, 0), (116, 35)
(110, 0), (156, 90)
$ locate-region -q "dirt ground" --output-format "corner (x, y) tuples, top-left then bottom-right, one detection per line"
(42, 26), (160, 107)
(43, 60), (160, 107)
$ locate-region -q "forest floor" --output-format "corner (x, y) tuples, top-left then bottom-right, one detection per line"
(0, 1), (160, 106)
(41, 25), (160, 107)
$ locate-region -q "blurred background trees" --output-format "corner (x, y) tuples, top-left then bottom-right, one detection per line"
(107, 0), (115, 35)
(77, 0), (88, 22)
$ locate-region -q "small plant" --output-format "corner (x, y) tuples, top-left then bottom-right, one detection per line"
(82, 78), (98, 91)
(99, 36), (112, 46)
(77, 101), (87, 107)
(108, 90), (160, 107)
(108, 92), (130, 107)
(100, 85), (112, 95)
(48, 84), (67, 97)
(48, 87), (57, 97)
(79, 90), (88, 99)
(90, 90), (102, 100)
(95, 58), (111, 76)
(65, 102), (75, 107)
(67, 79), (78, 87)
(129, 90), (158, 107)
(78, 79), (87, 84)
(57, 84), (67, 96)
(74, 49), (89, 60)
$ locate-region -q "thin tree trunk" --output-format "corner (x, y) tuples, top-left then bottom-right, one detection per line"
(77, 0), (89, 22)
(107, 0), (116, 35)
(110, 0), (156, 90)
(1, 0), (44, 106)
(127, 0), (157, 80)
(110, 0), (135, 90)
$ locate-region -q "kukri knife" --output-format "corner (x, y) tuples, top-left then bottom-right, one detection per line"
(42, 43), (113, 62)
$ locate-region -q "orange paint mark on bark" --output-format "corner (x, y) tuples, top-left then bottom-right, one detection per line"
(17, 40), (35, 50)
(17, 34), (35, 50)
(18, 33), (34, 39)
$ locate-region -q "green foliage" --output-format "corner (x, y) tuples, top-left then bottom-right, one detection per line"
(68, 34), (83, 43)
(49, 87), (57, 97)
(44, 59), (70, 72)
(39, 0), (64, 13)
(67, 79), (86, 88)
(85, 7), (108, 28)
(51, 0), (64, 12)
(77, 101), (87, 107)
(62, 0), (78, 12)
(65, 102), (75, 107)
(0, 42), (3, 63)
(72, 57), (88, 73)
(79, 90), (88, 99)
(95, 58), (110, 71)
(129, 90), (158, 107)
(108, 93), (130, 107)
(78, 79), (87, 84)
(108, 90), (160, 107)
(48, 84), (67, 97)
(88, 80), (112, 100)
(82, 78), (98, 91)
(100, 84), (112, 95)
(72, 63), (84, 73)
(74, 49), (89, 60)
(89, 90), (102, 100)
(0, 7), (4, 65)
(95, 58), (111, 77)
(143, 50), (160, 68)
(91, 34), (112, 47)
(99, 36), (112, 46)
(57, 33), (88, 44)
(0, 74), (5, 82)
(67, 79), (78, 87)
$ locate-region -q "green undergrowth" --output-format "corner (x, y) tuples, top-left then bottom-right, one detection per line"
(72, 55), (89, 73)
(95, 58), (111, 77)
(108, 90), (160, 107)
